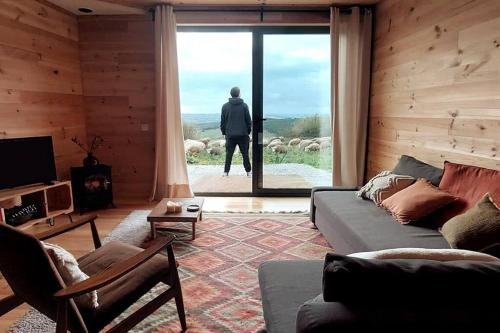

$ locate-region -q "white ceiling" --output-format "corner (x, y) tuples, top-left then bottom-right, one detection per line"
(48, 0), (378, 15)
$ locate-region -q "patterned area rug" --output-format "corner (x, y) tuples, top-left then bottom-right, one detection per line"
(9, 211), (332, 333)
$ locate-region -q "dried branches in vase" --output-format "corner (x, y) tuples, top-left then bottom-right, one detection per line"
(71, 136), (104, 167)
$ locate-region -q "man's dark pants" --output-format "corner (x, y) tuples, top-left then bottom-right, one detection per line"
(224, 135), (251, 173)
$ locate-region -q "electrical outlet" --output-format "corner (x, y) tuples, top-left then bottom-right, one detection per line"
(141, 123), (149, 131)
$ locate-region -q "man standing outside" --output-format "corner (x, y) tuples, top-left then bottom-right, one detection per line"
(220, 87), (252, 177)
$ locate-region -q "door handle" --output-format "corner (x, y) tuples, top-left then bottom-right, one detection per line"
(254, 118), (267, 122)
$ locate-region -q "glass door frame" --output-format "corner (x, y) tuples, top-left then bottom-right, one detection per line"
(252, 26), (330, 196)
(178, 26), (330, 197)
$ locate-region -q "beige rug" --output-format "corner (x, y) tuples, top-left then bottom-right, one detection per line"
(192, 175), (312, 193)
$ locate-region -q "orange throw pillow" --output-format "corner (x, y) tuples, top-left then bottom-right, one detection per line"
(381, 179), (457, 225)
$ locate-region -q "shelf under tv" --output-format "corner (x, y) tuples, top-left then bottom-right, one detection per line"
(0, 181), (73, 230)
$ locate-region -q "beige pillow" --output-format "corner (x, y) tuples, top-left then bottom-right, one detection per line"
(357, 171), (415, 206)
(43, 242), (98, 309)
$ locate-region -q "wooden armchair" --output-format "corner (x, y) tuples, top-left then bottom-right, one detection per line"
(0, 215), (186, 332)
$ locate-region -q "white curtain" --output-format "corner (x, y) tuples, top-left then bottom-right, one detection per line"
(151, 5), (193, 200)
(330, 7), (372, 186)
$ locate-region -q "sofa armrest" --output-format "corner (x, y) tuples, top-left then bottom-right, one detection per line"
(297, 301), (362, 332)
(310, 186), (359, 223)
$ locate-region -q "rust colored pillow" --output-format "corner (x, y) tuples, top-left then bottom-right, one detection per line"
(381, 179), (457, 225)
(435, 162), (500, 225)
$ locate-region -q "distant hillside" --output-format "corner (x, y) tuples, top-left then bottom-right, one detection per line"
(182, 113), (311, 124)
(182, 113), (219, 123)
(182, 113), (331, 139)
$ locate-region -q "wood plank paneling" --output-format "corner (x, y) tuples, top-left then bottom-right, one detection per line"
(0, 0), (86, 181)
(175, 10), (330, 25)
(79, 15), (155, 199)
(368, 0), (500, 178)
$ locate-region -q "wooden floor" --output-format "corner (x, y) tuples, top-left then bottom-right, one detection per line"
(0, 196), (309, 331)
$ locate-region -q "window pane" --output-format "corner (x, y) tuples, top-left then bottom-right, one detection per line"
(263, 34), (332, 189)
(178, 32), (253, 193)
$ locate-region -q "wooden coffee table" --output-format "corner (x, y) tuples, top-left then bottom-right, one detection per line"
(147, 197), (204, 240)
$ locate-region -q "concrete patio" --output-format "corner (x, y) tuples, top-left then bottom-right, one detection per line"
(188, 163), (332, 193)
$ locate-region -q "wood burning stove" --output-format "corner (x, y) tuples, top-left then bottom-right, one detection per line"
(71, 164), (114, 214)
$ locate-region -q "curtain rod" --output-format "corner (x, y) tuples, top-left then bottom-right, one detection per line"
(148, 6), (372, 14)
(173, 7), (330, 13)
(148, 5), (372, 21)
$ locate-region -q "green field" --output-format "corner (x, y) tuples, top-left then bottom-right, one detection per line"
(186, 145), (332, 170)
(184, 114), (332, 170)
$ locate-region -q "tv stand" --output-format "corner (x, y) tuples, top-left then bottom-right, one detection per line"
(0, 181), (73, 230)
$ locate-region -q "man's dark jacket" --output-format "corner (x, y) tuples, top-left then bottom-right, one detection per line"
(220, 97), (251, 137)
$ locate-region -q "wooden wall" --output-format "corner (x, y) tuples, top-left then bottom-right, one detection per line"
(79, 15), (155, 198)
(0, 0), (86, 180)
(367, 0), (500, 177)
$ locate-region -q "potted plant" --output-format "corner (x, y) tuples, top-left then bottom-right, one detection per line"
(71, 136), (104, 167)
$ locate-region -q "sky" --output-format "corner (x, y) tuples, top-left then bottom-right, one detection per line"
(177, 32), (330, 118)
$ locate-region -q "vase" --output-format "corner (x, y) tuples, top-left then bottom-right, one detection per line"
(83, 153), (99, 167)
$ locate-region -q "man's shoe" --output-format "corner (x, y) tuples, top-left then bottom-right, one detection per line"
(246, 172), (252, 177)
(222, 172), (229, 177)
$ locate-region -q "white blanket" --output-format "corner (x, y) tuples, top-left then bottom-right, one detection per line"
(349, 248), (499, 262)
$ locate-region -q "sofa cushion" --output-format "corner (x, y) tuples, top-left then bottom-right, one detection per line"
(440, 194), (500, 251)
(259, 260), (323, 333)
(313, 191), (450, 253)
(436, 162), (500, 224)
(380, 179), (457, 225)
(392, 155), (443, 186)
(357, 171), (415, 206)
(322, 254), (500, 304)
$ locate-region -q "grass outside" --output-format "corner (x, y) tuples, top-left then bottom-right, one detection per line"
(184, 114), (332, 171)
(186, 145), (332, 170)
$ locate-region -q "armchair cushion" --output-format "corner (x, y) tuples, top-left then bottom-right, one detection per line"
(77, 241), (171, 331)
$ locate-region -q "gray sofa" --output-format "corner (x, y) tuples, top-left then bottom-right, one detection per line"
(259, 258), (500, 333)
(259, 187), (453, 333)
(310, 187), (450, 253)
(260, 156), (500, 332)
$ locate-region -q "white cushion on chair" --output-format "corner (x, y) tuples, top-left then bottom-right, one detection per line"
(43, 242), (99, 308)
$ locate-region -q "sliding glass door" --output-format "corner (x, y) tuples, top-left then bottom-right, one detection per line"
(177, 31), (253, 193)
(253, 30), (331, 194)
(178, 27), (331, 195)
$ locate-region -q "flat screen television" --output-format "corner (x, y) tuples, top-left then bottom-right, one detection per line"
(0, 136), (57, 190)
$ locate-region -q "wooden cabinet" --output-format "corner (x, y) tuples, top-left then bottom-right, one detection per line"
(0, 181), (73, 230)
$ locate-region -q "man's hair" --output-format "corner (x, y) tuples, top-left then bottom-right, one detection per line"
(230, 87), (240, 98)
